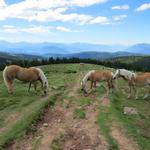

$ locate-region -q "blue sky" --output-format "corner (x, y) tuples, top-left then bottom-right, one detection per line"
(0, 0), (150, 45)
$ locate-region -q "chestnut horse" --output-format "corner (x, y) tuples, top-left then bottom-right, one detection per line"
(81, 70), (114, 95)
(3, 65), (48, 94)
(130, 73), (150, 99)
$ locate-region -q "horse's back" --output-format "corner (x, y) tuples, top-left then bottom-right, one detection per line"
(3, 65), (21, 78)
(91, 70), (112, 81)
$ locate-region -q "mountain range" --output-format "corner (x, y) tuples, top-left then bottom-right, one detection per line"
(0, 41), (150, 60)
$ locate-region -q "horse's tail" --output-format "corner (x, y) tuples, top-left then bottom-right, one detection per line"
(3, 66), (9, 89)
(81, 70), (95, 91)
(35, 68), (49, 92)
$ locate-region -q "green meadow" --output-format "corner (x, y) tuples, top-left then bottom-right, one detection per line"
(0, 64), (149, 150)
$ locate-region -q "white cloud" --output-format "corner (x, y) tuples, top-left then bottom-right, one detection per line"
(71, 0), (107, 7)
(0, 0), (6, 9)
(113, 15), (127, 21)
(0, 0), (108, 25)
(90, 16), (110, 25)
(1, 25), (52, 33)
(56, 26), (81, 32)
(0, 0), (128, 25)
(1, 25), (82, 34)
(56, 26), (72, 32)
(136, 3), (150, 11)
(112, 5), (129, 10)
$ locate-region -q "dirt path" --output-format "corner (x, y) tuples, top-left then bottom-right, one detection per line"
(99, 95), (139, 150)
(111, 122), (139, 150)
(9, 73), (139, 150)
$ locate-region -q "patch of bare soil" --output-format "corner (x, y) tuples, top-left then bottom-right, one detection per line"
(111, 122), (139, 150)
(100, 95), (110, 106)
(9, 104), (67, 150)
(57, 108), (108, 150)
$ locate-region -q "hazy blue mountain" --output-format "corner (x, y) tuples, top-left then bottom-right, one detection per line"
(125, 43), (150, 54)
(0, 41), (126, 55)
(0, 41), (150, 57)
(66, 51), (140, 59)
(44, 51), (140, 59)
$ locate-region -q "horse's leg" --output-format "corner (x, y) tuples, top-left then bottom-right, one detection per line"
(128, 81), (133, 99)
(28, 82), (32, 92)
(89, 81), (93, 93)
(90, 81), (93, 89)
(133, 86), (138, 100)
(106, 81), (110, 96)
(110, 79), (114, 93)
(93, 81), (96, 92)
(7, 79), (13, 94)
(34, 82), (37, 92)
(128, 85), (132, 99)
(143, 88), (150, 100)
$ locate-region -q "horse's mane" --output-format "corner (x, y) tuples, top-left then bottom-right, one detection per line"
(81, 70), (95, 88)
(32, 67), (49, 89)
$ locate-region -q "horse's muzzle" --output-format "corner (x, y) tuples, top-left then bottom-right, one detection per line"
(113, 77), (116, 80)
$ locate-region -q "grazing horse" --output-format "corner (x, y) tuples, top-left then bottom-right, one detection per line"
(81, 70), (114, 95)
(130, 73), (150, 99)
(3, 65), (48, 95)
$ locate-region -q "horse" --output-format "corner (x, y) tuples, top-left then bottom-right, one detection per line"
(3, 65), (49, 95)
(81, 70), (115, 95)
(112, 69), (135, 98)
(113, 69), (136, 81)
(130, 73), (150, 99)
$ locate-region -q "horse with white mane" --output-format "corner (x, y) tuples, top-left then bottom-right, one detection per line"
(113, 69), (150, 99)
(81, 70), (114, 95)
(113, 69), (136, 98)
(3, 65), (49, 95)
(113, 69), (136, 81)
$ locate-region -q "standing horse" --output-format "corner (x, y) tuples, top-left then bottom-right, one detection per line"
(81, 70), (114, 95)
(130, 73), (150, 99)
(113, 69), (136, 98)
(3, 65), (48, 95)
(113, 69), (136, 81)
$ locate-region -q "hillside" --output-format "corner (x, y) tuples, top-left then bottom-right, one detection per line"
(0, 64), (149, 150)
(109, 55), (150, 63)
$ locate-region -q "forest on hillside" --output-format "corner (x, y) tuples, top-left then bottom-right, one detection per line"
(0, 56), (149, 72)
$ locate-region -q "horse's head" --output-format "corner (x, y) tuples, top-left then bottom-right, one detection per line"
(43, 81), (49, 95)
(81, 80), (86, 92)
(113, 69), (121, 80)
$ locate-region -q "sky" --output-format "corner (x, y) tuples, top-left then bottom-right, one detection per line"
(0, 0), (150, 45)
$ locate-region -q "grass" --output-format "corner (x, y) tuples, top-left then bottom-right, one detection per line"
(0, 64), (149, 149)
(97, 107), (119, 150)
(73, 108), (86, 119)
(96, 85), (119, 150)
(110, 88), (150, 150)
(0, 63), (103, 149)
